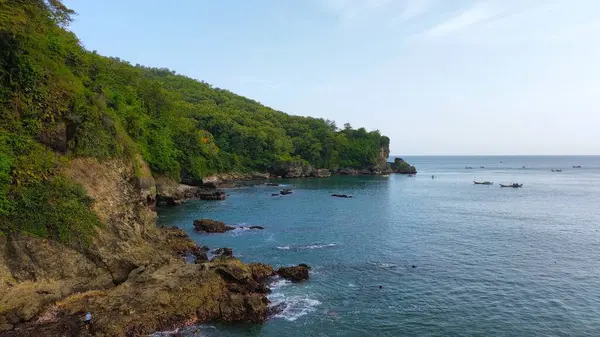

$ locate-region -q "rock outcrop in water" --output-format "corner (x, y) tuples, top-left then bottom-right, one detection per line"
(156, 177), (227, 206)
(193, 219), (235, 233)
(277, 264), (311, 282)
(202, 172), (271, 188)
(390, 158), (417, 174)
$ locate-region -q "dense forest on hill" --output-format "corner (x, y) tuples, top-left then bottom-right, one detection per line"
(0, 1), (390, 243)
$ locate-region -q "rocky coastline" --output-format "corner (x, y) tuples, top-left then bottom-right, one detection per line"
(0, 159), (309, 337)
(0, 153), (416, 336)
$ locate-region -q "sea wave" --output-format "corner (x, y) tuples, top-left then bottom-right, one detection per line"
(269, 293), (321, 322)
(373, 262), (397, 269)
(270, 278), (292, 290)
(276, 243), (337, 250)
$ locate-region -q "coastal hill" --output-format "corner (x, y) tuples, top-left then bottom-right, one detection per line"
(0, 1), (413, 335)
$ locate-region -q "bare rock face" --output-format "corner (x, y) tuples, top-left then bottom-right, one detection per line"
(193, 219), (235, 233)
(336, 168), (359, 175)
(6, 258), (274, 336)
(0, 159), (276, 336)
(155, 176), (185, 206)
(213, 247), (234, 257)
(248, 263), (275, 281)
(276, 264), (311, 282)
(156, 179), (227, 206)
(201, 172), (270, 188)
(38, 122), (68, 152)
(162, 226), (207, 262)
(270, 161), (315, 178)
(313, 169), (331, 178)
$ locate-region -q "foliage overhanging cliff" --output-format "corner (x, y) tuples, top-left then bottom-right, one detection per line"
(0, 0), (390, 243)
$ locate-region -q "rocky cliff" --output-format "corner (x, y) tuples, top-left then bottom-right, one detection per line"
(0, 159), (273, 336)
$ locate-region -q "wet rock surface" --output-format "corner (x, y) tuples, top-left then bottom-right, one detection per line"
(276, 264), (311, 282)
(193, 219), (235, 233)
(213, 247), (234, 257)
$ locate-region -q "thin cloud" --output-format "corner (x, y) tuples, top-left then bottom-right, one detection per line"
(397, 0), (437, 21)
(423, 1), (496, 38)
(318, 0), (395, 23)
(417, 0), (597, 46)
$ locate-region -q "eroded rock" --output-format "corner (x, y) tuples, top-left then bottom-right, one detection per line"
(193, 219), (235, 233)
(276, 264), (310, 282)
(213, 248), (233, 257)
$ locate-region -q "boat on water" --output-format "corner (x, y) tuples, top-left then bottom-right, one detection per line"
(500, 183), (523, 188)
(465, 166), (474, 169)
(473, 180), (493, 185)
(573, 165), (582, 168)
(550, 169), (562, 172)
(280, 188), (293, 195)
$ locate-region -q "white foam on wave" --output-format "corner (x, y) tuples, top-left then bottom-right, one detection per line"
(270, 278), (292, 290)
(374, 262), (397, 268)
(305, 243), (336, 249)
(276, 243), (337, 250)
(269, 294), (322, 322)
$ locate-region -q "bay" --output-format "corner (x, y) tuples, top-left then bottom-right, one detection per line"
(157, 156), (600, 337)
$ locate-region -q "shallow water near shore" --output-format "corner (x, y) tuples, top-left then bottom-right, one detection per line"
(157, 156), (600, 336)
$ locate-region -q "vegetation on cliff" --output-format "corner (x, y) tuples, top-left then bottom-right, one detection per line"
(0, 0), (390, 242)
(391, 158), (417, 174)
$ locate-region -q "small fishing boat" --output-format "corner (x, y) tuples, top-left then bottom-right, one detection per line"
(573, 165), (582, 168)
(500, 183), (523, 188)
(280, 188), (293, 195)
(550, 169), (562, 172)
(465, 166), (473, 169)
(266, 182), (280, 186)
(480, 166), (485, 168)
(473, 180), (493, 185)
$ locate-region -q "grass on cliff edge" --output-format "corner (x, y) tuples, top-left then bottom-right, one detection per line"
(0, 132), (102, 247)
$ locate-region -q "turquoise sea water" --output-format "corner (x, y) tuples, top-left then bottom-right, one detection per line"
(157, 156), (600, 337)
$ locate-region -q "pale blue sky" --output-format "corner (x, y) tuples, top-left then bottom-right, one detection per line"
(63, 0), (600, 155)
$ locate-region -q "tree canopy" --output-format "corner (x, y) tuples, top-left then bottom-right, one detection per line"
(0, 0), (391, 242)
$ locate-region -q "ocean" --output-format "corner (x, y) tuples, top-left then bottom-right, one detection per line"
(157, 156), (600, 336)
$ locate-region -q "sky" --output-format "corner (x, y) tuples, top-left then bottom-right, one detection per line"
(62, 0), (600, 155)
